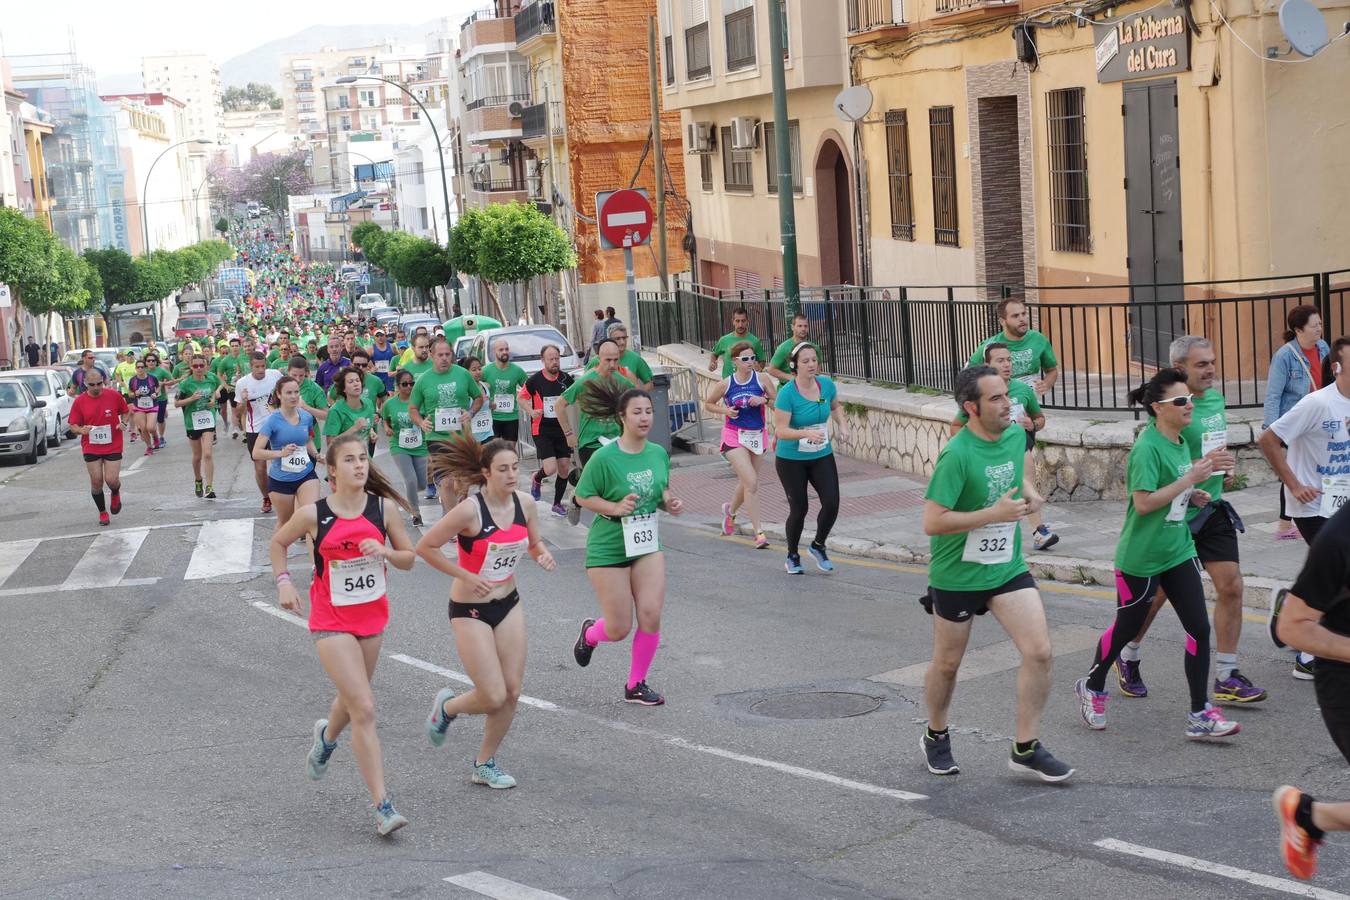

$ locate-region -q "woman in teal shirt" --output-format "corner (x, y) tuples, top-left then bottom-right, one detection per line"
(772, 343), (848, 575)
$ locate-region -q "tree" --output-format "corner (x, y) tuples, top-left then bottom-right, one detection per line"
(386, 237), (455, 311)
(350, 221), (383, 252)
(215, 217), (229, 235)
(22, 247), (95, 352)
(222, 82), (282, 112)
(451, 202), (576, 322)
(130, 257), (176, 306)
(82, 248), (137, 315)
(0, 207), (55, 293)
(208, 149), (309, 209)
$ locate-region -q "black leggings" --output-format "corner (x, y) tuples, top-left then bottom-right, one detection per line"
(1086, 559), (1210, 712)
(774, 454), (840, 557)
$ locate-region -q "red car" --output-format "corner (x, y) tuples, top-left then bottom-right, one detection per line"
(174, 314), (213, 341)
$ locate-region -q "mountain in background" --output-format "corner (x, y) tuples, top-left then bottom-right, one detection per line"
(220, 20), (444, 89)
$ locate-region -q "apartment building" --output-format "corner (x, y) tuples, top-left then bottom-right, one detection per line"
(141, 53), (224, 144)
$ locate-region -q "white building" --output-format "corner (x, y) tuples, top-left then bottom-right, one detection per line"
(221, 107), (299, 166)
(101, 93), (204, 254)
(141, 53), (223, 145)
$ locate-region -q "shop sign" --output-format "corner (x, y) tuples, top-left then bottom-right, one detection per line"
(1093, 4), (1190, 83)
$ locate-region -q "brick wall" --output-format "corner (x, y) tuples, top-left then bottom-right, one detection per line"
(977, 95), (1025, 291)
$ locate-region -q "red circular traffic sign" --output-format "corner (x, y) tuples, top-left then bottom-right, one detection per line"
(599, 189), (654, 248)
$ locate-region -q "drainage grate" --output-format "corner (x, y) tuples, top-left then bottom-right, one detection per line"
(749, 691), (883, 720)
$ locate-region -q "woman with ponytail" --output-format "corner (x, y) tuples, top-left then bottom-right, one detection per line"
(570, 378), (684, 706)
(268, 433), (417, 836)
(417, 435), (557, 789)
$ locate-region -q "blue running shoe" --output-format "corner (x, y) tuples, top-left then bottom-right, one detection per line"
(374, 795), (409, 835)
(471, 757), (517, 789)
(808, 543), (834, 572)
(785, 554), (804, 575)
(307, 718), (337, 780)
(426, 687), (457, 747)
(530, 471), (542, 501)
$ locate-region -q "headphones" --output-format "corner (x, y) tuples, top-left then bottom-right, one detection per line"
(789, 341), (812, 374)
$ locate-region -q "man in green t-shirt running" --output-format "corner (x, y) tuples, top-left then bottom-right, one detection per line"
(484, 337), (528, 449)
(767, 313), (818, 385)
(968, 298), (1059, 395)
(585, 323), (653, 390)
(709, 307), (765, 377)
(919, 364), (1071, 784)
(558, 339), (635, 525)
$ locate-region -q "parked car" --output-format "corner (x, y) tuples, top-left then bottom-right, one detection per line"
(61, 348), (118, 375)
(0, 369), (70, 447)
(373, 307), (401, 328)
(357, 293), (385, 311)
(399, 314), (441, 336)
(174, 313), (214, 342)
(0, 379), (48, 464)
(468, 325), (580, 376)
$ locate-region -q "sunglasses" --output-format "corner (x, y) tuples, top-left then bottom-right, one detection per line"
(1158, 394), (1195, 408)
(398, 380), (413, 387)
(354, 362), (368, 368)
(737, 355), (756, 362)
(192, 363), (206, 369)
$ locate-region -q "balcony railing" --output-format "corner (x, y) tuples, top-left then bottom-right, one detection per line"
(521, 101), (561, 139)
(515, 1), (556, 44)
(934, 0), (1013, 14)
(466, 93), (532, 111)
(472, 176), (528, 192)
(462, 2), (522, 29)
(847, 0), (905, 31)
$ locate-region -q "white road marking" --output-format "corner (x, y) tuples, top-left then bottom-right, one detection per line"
(0, 539), (40, 587)
(250, 599), (306, 626)
(1095, 839), (1350, 899)
(389, 653), (559, 710)
(0, 515), (266, 545)
(185, 519), (255, 580)
(870, 624), (1103, 687)
(444, 872), (571, 900)
(121, 454), (150, 475)
(61, 528), (149, 590)
(0, 577), (158, 598)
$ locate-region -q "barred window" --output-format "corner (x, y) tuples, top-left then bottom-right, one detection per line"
(929, 106), (958, 247)
(764, 120), (801, 194)
(885, 109), (914, 240)
(720, 125), (753, 192)
(1047, 87), (1091, 253)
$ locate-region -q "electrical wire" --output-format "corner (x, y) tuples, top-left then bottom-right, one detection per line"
(1209, 0), (1350, 63)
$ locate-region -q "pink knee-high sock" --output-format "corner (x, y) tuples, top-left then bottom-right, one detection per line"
(585, 618), (615, 647)
(627, 630), (660, 689)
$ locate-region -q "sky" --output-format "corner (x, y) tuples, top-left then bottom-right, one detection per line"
(0, 0), (481, 79)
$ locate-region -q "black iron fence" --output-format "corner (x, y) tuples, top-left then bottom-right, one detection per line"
(636, 271), (1350, 411)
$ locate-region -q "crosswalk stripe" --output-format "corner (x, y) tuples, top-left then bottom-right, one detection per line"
(61, 528), (150, 590)
(0, 539), (39, 587)
(185, 519), (255, 580)
(869, 624), (1103, 687)
(444, 871), (572, 900)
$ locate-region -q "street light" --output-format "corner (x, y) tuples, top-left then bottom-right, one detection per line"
(141, 138), (213, 257)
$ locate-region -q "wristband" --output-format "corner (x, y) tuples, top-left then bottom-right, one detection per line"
(276, 572), (292, 584)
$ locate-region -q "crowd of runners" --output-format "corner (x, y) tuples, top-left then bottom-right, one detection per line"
(57, 226), (1350, 876)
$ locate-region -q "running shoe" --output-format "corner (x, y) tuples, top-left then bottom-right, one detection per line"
(109, 493), (122, 515)
(144, 446), (153, 456)
(412, 515), (424, 527)
(920, 730), (959, 776)
(204, 486), (216, 500)
(1273, 785), (1321, 880)
(425, 687), (457, 747)
(194, 479), (203, 498)
(307, 718), (337, 780)
(1008, 741), (1074, 783)
(530, 472), (542, 501)
(1185, 704), (1240, 740)
(1275, 523), (1301, 541)
(567, 501), (581, 526)
(550, 502), (568, 518)
(1213, 670), (1268, 704)
(1074, 677), (1107, 730)
(1116, 659), (1148, 698)
(624, 680), (664, 705)
(98, 511), (110, 527)
(1032, 525), (1060, 551)
(156, 437), (165, 450)
(785, 554), (804, 575)
(721, 502), (735, 536)
(373, 795), (408, 836)
(426, 484), (438, 500)
(129, 432), (137, 442)
(1293, 654), (1316, 681)
(808, 543), (834, 572)
(1269, 587), (1289, 649)
(754, 532), (770, 549)
(261, 497), (272, 514)
(573, 618), (596, 667)
(471, 757), (517, 789)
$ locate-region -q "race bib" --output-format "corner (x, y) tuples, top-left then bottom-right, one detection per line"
(329, 556), (386, 606)
(1201, 430), (1227, 474)
(542, 396), (558, 418)
(191, 410), (216, 431)
(962, 522), (1015, 565)
(1321, 475), (1350, 518)
(398, 427), (422, 449)
(373, 359), (390, 373)
(738, 428), (764, 455)
(1009, 401), (1025, 423)
(471, 405), (493, 435)
(481, 539), (528, 583)
(280, 448), (310, 473)
(434, 407), (462, 431)
(1167, 487), (1194, 522)
(493, 393), (515, 414)
(799, 423), (829, 454)
(89, 424), (113, 445)
(622, 513), (660, 557)
(136, 396), (155, 410)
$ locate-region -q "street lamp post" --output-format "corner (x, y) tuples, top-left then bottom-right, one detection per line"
(141, 138), (213, 257)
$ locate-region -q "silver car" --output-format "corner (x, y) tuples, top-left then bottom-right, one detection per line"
(468, 325), (581, 377)
(0, 369), (73, 447)
(0, 380), (48, 465)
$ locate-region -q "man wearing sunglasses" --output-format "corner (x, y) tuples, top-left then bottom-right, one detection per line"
(68, 369), (129, 526)
(709, 307), (765, 378)
(175, 354), (225, 500)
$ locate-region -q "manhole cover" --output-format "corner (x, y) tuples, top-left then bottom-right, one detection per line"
(749, 691), (882, 720)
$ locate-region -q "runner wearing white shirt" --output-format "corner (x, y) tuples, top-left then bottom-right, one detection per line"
(236, 352), (284, 513)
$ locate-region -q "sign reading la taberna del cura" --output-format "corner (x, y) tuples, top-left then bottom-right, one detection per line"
(1093, 3), (1191, 83)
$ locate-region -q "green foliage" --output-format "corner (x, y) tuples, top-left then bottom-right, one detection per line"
(386, 237), (455, 298)
(215, 217), (229, 235)
(0, 207), (55, 290)
(82, 248), (137, 312)
(350, 221), (383, 250)
(130, 257), (176, 305)
(450, 202), (575, 285)
(222, 82), (281, 112)
(448, 208), (486, 277)
(23, 246), (94, 318)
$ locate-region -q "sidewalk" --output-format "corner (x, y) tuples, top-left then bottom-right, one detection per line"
(667, 450), (1298, 609)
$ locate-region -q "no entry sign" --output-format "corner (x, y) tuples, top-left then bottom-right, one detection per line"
(596, 188), (654, 250)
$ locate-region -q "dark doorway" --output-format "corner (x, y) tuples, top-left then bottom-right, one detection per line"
(977, 96), (1025, 302)
(1124, 79), (1184, 367)
(815, 139), (855, 286)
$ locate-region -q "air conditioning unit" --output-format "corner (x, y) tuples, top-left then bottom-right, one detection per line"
(525, 159), (540, 178)
(687, 121), (715, 154)
(507, 100), (526, 117)
(731, 116), (759, 150)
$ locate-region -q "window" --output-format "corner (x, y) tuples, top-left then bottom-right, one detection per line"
(700, 152), (713, 192)
(685, 0), (710, 79)
(725, 0), (756, 71)
(1047, 87), (1091, 253)
(419, 208), (430, 229)
(664, 35), (675, 85)
(779, 0), (790, 59)
(763, 120), (801, 194)
(358, 89), (377, 107)
(720, 125), (753, 192)
(885, 109), (914, 240)
(929, 106), (958, 247)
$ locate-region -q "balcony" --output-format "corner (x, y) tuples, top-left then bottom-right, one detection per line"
(514, 1), (556, 50)
(520, 101), (561, 140)
(460, 3), (521, 60)
(467, 174), (528, 208)
(463, 101), (526, 144)
(465, 92), (531, 111)
(933, 0), (1015, 16)
(847, 0), (906, 33)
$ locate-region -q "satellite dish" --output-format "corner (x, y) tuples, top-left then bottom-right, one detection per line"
(833, 85), (874, 124)
(1279, 0), (1329, 56)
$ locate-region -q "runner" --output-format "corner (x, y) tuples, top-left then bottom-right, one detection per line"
(709, 307), (766, 377)
(571, 380), (683, 706)
(126, 360), (160, 455)
(409, 338), (484, 513)
(381, 371), (428, 527)
(68, 369), (128, 527)
(766, 313), (817, 384)
(113, 351), (137, 442)
(287, 355), (330, 453)
(175, 354), (224, 499)
(236, 352), (283, 513)
(66, 350), (103, 396)
(1073, 368), (1240, 740)
(524, 345), (575, 517)
(418, 435), (557, 788)
(772, 342), (846, 574)
(464, 357), (497, 445)
(254, 376), (321, 532)
(145, 352), (174, 450)
(369, 329), (397, 395)
(328, 350), (388, 457)
(704, 339), (776, 548)
(315, 337), (350, 392)
(268, 433), (417, 836)
(585, 323), (654, 390)
(1116, 336), (1266, 704)
(484, 338), (528, 450)
(557, 340), (635, 525)
(969, 297), (1059, 394)
(920, 365), (1073, 782)
(213, 337), (242, 440)
(325, 366), (379, 457)
(1258, 335), (1350, 679)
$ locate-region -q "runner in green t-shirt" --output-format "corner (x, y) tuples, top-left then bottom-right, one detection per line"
(1074, 366), (1238, 740)
(584, 324), (653, 388)
(968, 298), (1058, 393)
(483, 337), (529, 446)
(397, 334), (435, 382)
(213, 341), (243, 438)
(173, 355), (224, 500)
(381, 373), (427, 526)
(571, 376), (683, 707)
(766, 312), (817, 385)
(285, 356), (328, 453)
(408, 342), (483, 447)
(324, 368), (378, 447)
(920, 364), (1070, 783)
(708, 307), (766, 377)
(560, 365), (634, 459)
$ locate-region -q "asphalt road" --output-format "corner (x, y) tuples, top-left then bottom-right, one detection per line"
(1, 422), (1348, 899)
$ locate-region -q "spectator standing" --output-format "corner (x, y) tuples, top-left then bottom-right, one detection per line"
(1262, 305), (1329, 541)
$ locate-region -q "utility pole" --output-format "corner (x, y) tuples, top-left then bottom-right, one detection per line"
(767, 0), (799, 316)
(648, 17), (669, 294)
